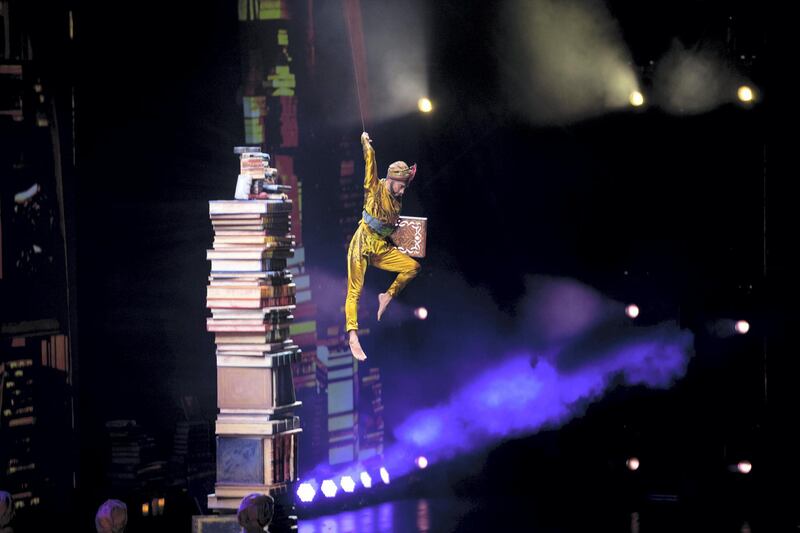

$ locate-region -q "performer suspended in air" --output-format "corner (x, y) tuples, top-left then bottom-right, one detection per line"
(346, 132), (421, 360)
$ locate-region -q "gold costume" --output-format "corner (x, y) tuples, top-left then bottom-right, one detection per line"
(345, 142), (420, 332)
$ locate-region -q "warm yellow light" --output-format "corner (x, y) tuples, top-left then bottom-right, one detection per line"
(418, 98), (433, 113)
(629, 91), (644, 107)
(737, 86), (754, 103)
(141, 503), (150, 515)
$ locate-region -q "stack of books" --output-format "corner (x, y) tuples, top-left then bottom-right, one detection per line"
(233, 149), (287, 200)
(206, 148), (303, 511)
(207, 198), (296, 356)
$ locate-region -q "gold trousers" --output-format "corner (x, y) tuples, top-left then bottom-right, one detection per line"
(345, 223), (421, 332)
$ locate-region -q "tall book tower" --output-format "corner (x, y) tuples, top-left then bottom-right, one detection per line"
(206, 147), (301, 524)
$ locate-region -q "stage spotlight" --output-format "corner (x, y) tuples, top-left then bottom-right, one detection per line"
(737, 86), (754, 103)
(626, 457), (640, 471)
(414, 307), (428, 320)
(297, 483), (316, 503)
(625, 304), (640, 319)
(735, 320), (750, 334)
(416, 456), (429, 469)
(737, 461), (753, 474)
(340, 475), (356, 493)
(418, 98), (433, 113)
(629, 91), (644, 107)
(380, 467), (391, 485)
(321, 479), (338, 498)
(360, 471), (373, 488)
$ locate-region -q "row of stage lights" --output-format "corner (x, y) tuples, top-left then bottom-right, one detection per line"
(417, 85), (757, 115)
(628, 85), (756, 108)
(626, 456), (753, 475)
(625, 303), (750, 335)
(295, 453), (751, 506)
(416, 302), (751, 336)
(296, 457), (429, 503)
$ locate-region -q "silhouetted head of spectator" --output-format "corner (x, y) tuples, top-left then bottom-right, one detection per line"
(0, 491), (13, 530)
(95, 499), (127, 533)
(237, 493), (274, 533)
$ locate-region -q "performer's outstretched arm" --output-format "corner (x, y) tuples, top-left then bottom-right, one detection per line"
(362, 132), (379, 193)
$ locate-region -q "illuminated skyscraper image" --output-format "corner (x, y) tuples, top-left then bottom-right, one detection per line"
(1, 333), (74, 514)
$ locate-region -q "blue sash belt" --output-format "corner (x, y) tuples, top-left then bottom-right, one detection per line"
(362, 210), (395, 237)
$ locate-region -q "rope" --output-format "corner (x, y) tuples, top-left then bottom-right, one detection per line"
(343, 2), (366, 132)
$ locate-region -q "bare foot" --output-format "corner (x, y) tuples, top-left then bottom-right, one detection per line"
(377, 293), (393, 321)
(348, 331), (367, 361)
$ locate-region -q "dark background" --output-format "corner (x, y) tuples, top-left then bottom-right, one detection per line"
(5, 0), (791, 528)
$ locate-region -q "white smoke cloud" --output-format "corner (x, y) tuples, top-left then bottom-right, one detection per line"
(500, 0), (640, 124)
(652, 40), (743, 115)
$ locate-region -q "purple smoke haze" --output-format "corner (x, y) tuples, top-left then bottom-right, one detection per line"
(391, 321), (692, 470)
